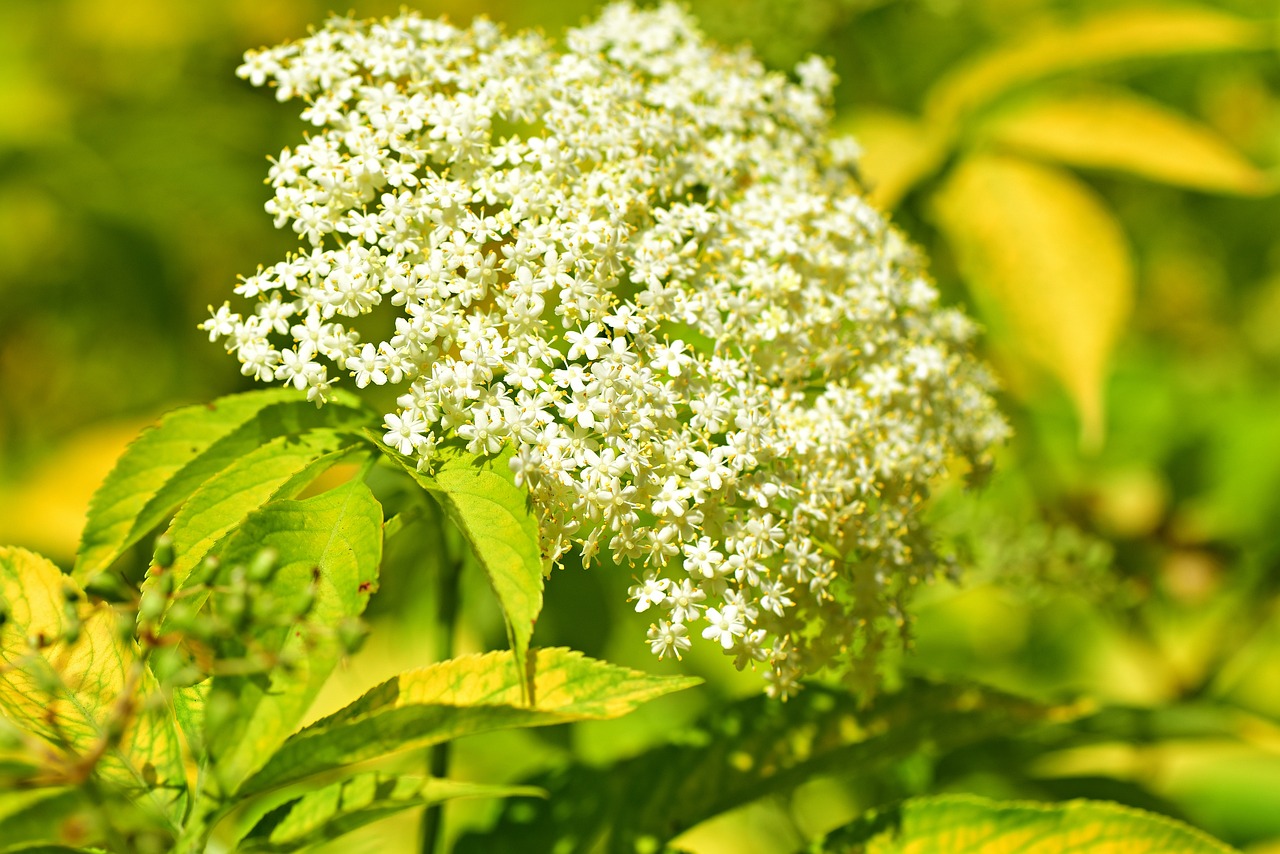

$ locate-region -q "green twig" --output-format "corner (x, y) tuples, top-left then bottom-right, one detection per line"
(420, 511), (463, 854)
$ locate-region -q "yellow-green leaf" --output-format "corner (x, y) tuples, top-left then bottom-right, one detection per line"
(0, 787), (91, 852)
(202, 479), (384, 798)
(74, 389), (300, 584)
(378, 438), (545, 697)
(840, 794), (1237, 853)
(982, 88), (1273, 195)
(833, 109), (947, 209)
(145, 428), (365, 609)
(0, 548), (187, 826)
(237, 773), (541, 853)
(927, 6), (1266, 127)
(462, 681), (1078, 853)
(239, 647), (701, 797)
(932, 153), (1133, 446)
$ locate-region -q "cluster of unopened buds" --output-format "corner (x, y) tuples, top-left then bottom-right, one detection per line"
(0, 537), (368, 796)
(206, 2), (1006, 696)
(17, 536), (367, 695)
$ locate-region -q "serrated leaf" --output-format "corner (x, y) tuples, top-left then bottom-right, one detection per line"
(982, 88), (1272, 195)
(0, 549), (187, 826)
(927, 6), (1265, 127)
(201, 479), (383, 798)
(932, 153), (1133, 446)
(237, 772), (541, 853)
(240, 647), (700, 797)
(834, 109), (947, 209)
(145, 427), (366, 606)
(74, 389), (304, 583)
(823, 794), (1238, 853)
(377, 438), (545, 695)
(0, 788), (90, 852)
(455, 681), (1076, 854)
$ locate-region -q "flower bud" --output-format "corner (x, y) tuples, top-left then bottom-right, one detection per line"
(84, 571), (131, 603)
(153, 535), (176, 570)
(247, 547), (280, 583)
(223, 590), (249, 626)
(336, 617), (368, 655)
(60, 602), (81, 644)
(138, 588), (167, 625)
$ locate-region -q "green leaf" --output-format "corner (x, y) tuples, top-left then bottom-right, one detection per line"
(240, 647), (700, 797)
(932, 152), (1133, 447)
(171, 682), (207, 761)
(237, 773), (541, 853)
(926, 6), (1266, 127)
(377, 438), (545, 694)
(455, 681), (1076, 854)
(0, 548), (187, 826)
(833, 109), (947, 209)
(0, 715), (47, 786)
(981, 88), (1273, 195)
(201, 479), (384, 798)
(146, 427), (367, 606)
(822, 794), (1238, 853)
(74, 389), (368, 584)
(0, 788), (91, 852)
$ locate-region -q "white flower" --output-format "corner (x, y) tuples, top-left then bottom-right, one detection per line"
(702, 605), (747, 650)
(346, 343), (388, 388)
(383, 411), (428, 456)
(647, 621), (691, 659)
(212, 2), (1007, 696)
(630, 574), (671, 613)
(202, 304), (240, 343)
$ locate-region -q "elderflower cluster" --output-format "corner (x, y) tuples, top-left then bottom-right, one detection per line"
(205, 2), (1006, 697)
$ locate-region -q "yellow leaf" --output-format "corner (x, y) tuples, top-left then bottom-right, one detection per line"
(833, 109), (947, 209)
(981, 88), (1273, 195)
(0, 547), (187, 825)
(862, 794), (1238, 854)
(927, 6), (1266, 127)
(932, 153), (1134, 447)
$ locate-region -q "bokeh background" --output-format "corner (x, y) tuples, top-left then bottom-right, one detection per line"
(2, 0), (1280, 851)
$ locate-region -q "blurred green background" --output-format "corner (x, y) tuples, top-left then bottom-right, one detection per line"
(2, 0), (1280, 851)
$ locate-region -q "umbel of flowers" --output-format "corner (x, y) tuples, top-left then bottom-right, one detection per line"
(205, 2), (1007, 697)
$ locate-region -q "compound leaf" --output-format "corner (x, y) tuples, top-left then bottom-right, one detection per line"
(834, 109), (947, 209)
(455, 681), (1075, 854)
(145, 427), (367, 606)
(377, 439), (545, 695)
(239, 647), (700, 797)
(201, 479), (383, 798)
(982, 88), (1272, 195)
(74, 390), (370, 584)
(0, 549), (187, 826)
(927, 6), (1265, 127)
(237, 773), (540, 853)
(822, 794), (1237, 853)
(932, 152), (1133, 447)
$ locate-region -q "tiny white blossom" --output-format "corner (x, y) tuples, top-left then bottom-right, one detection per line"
(383, 410), (429, 456)
(702, 605), (747, 650)
(647, 620), (691, 659)
(630, 574), (670, 613)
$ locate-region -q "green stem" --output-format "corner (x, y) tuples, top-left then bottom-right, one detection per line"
(419, 515), (463, 854)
